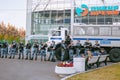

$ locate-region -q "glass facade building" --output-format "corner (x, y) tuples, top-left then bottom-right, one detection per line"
(31, 0), (71, 35)
(26, 0), (120, 42)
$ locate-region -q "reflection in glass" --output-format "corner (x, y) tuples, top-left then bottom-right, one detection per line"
(86, 27), (95, 35)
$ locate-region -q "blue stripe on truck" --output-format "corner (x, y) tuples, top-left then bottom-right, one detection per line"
(50, 37), (120, 41)
(73, 38), (120, 41)
(50, 38), (62, 40)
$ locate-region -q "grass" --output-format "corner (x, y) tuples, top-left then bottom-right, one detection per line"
(66, 63), (120, 80)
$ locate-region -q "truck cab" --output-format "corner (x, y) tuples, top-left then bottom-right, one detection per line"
(48, 28), (69, 44)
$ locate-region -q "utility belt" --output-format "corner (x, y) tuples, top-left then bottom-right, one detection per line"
(33, 47), (39, 48)
(26, 48), (31, 49)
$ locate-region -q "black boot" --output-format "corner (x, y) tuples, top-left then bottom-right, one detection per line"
(25, 57), (28, 60)
(1, 56), (4, 58)
(13, 56), (15, 59)
(5, 56), (7, 58)
(18, 57), (20, 59)
(51, 58), (56, 62)
(9, 56), (11, 59)
(35, 57), (37, 60)
(35, 55), (37, 60)
(30, 57), (33, 60)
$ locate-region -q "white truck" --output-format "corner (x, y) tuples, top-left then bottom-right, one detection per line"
(48, 25), (120, 62)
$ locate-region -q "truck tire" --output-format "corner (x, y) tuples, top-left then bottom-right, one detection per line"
(109, 48), (120, 62)
(55, 43), (69, 60)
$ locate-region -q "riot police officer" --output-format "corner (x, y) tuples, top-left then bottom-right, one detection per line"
(9, 41), (17, 59)
(40, 43), (47, 61)
(61, 40), (67, 61)
(92, 40), (100, 56)
(68, 41), (74, 60)
(0, 41), (2, 58)
(25, 41), (32, 60)
(65, 35), (72, 46)
(83, 39), (92, 55)
(18, 41), (24, 59)
(48, 41), (56, 62)
(75, 40), (82, 57)
(1, 40), (8, 58)
(31, 40), (39, 60)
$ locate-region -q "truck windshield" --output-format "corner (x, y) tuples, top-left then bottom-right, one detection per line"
(52, 31), (61, 36)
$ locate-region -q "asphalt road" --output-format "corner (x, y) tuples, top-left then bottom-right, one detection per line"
(0, 56), (113, 80)
(0, 58), (61, 80)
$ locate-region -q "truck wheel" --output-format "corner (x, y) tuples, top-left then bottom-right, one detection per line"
(109, 48), (120, 62)
(55, 43), (69, 60)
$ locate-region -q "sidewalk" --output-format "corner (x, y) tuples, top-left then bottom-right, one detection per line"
(0, 58), (61, 80)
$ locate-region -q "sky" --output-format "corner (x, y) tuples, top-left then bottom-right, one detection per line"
(0, 0), (26, 29)
(0, 0), (120, 30)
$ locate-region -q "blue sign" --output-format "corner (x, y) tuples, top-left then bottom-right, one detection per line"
(76, 4), (119, 16)
(100, 40), (111, 44)
(90, 6), (119, 11)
